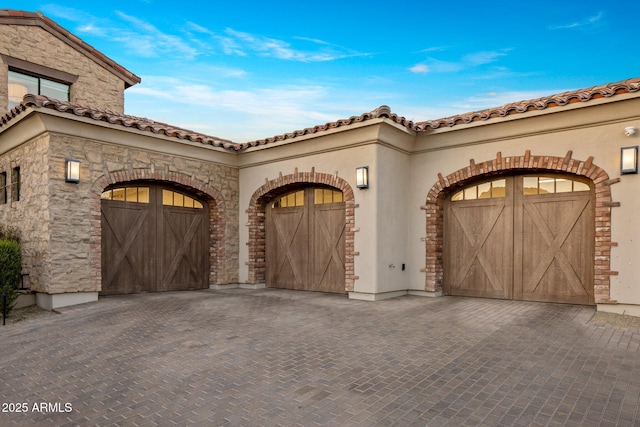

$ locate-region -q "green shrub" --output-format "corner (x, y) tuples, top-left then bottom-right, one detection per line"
(0, 224), (20, 242)
(0, 239), (21, 318)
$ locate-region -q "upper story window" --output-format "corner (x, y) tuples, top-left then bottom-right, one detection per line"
(8, 70), (70, 109)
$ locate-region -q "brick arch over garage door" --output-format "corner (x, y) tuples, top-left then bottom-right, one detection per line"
(246, 169), (357, 292)
(423, 150), (618, 304)
(89, 169), (227, 293)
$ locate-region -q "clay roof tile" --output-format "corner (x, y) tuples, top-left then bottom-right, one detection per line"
(416, 77), (640, 131)
(6, 94), (239, 150)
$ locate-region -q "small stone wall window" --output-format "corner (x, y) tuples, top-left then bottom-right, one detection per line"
(11, 167), (20, 202)
(8, 70), (70, 109)
(0, 172), (6, 204)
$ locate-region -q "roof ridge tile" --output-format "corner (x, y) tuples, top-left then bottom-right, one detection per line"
(416, 77), (640, 130)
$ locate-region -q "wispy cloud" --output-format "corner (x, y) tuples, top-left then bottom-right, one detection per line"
(452, 89), (569, 112)
(111, 12), (199, 59)
(409, 49), (510, 74)
(416, 46), (449, 53)
(549, 12), (604, 30)
(126, 76), (340, 139)
(409, 64), (429, 74)
(222, 29), (364, 62)
(462, 50), (510, 66)
(42, 7), (360, 63)
(41, 6), (200, 59)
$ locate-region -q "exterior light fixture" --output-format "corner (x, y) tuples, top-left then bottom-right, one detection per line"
(621, 146), (638, 175)
(65, 159), (81, 183)
(356, 166), (369, 189)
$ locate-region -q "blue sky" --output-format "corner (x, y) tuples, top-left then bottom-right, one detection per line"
(15, 1), (640, 142)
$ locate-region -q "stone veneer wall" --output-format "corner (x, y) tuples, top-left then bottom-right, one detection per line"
(0, 133), (52, 292)
(42, 132), (239, 295)
(0, 25), (125, 114)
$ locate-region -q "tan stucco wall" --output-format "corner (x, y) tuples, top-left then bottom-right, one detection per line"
(3, 89), (640, 312)
(237, 120), (417, 296)
(0, 25), (125, 113)
(406, 97), (640, 305)
(238, 124), (383, 293)
(373, 144), (411, 293)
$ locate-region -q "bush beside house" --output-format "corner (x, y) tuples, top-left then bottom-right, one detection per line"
(0, 224), (21, 318)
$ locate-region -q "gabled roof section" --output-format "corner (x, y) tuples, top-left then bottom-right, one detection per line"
(416, 77), (640, 130)
(0, 9), (141, 88)
(1, 95), (239, 150)
(236, 105), (415, 150)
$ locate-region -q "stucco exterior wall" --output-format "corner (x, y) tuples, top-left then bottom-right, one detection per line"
(238, 132), (378, 294)
(373, 144), (411, 294)
(406, 97), (640, 308)
(0, 25), (125, 114)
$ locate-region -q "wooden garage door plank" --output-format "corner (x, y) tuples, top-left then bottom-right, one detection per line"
(266, 188), (346, 294)
(445, 175), (594, 305)
(101, 185), (209, 295)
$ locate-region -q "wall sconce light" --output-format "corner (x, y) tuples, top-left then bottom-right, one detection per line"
(356, 166), (369, 189)
(65, 159), (81, 183)
(624, 126), (637, 137)
(621, 146), (638, 175)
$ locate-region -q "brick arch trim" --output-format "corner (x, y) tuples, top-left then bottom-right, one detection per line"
(246, 169), (357, 291)
(423, 150), (617, 304)
(89, 169), (227, 292)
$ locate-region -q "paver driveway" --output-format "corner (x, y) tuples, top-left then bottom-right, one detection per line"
(1, 289), (639, 426)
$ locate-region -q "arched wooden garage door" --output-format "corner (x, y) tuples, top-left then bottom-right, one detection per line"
(100, 184), (209, 295)
(266, 187), (346, 293)
(444, 175), (594, 305)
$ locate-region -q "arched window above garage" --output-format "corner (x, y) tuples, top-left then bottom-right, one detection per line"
(314, 188), (344, 204)
(451, 179), (506, 201)
(101, 187), (150, 203)
(523, 176), (590, 195)
(162, 189), (204, 209)
(272, 190), (304, 208)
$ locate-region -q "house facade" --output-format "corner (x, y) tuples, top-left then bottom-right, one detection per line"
(1, 10), (639, 316)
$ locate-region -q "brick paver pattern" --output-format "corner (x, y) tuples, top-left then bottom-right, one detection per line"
(1, 289), (639, 426)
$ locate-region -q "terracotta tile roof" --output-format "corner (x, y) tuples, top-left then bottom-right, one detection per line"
(415, 77), (640, 130)
(2, 95), (239, 150)
(3, 80), (639, 153)
(0, 9), (141, 88)
(236, 105), (415, 150)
